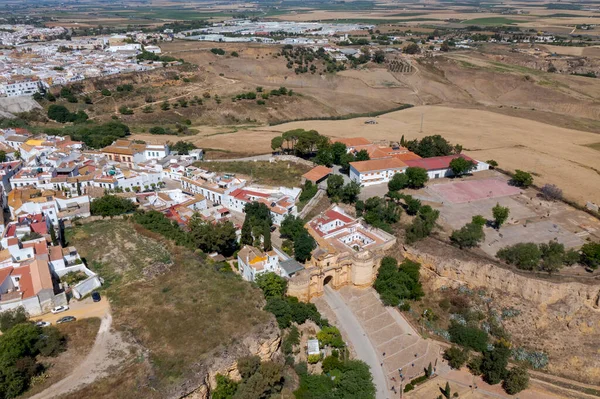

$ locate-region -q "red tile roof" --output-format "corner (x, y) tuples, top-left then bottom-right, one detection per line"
(302, 165), (332, 182)
(404, 154), (475, 171)
(0, 267), (13, 285)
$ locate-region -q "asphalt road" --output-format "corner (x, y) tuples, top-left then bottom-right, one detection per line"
(323, 286), (389, 399)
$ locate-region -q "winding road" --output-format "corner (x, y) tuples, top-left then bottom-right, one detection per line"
(323, 286), (388, 399)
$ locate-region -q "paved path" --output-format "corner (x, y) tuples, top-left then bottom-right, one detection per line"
(323, 286), (388, 399)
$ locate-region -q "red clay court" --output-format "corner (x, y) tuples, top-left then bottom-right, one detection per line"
(429, 178), (521, 203)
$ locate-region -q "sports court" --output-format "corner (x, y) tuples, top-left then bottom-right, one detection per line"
(428, 179), (521, 204)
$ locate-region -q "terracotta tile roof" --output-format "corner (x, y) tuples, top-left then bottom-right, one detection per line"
(392, 152), (422, 162)
(49, 246), (63, 262)
(11, 265), (35, 299)
(29, 259), (53, 294)
(302, 165), (332, 182)
(404, 154), (475, 171)
(350, 158), (408, 173)
(0, 267), (12, 284)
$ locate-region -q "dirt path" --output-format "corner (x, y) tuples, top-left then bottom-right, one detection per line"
(30, 312), (130, 399)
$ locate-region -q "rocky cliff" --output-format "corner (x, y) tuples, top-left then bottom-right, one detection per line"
(404, 238), (600, 310)
(404, 238), (600, 384)
(179, 318), (281, 399)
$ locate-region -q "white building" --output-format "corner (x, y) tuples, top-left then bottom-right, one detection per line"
(237, 245), (280, 282)
(349, 158), (408, 187)
(0, 80), (43, 97)
(404, 154), (489, 180)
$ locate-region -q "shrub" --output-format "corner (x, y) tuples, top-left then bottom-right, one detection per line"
(511, 170), (533, 188)
(404, 383), (414, 392)
(101, 88), (111, 96)
(503, 366), (529, 394)
(540, 184), (562, 201)
(581, 242), (600, 270)
(444, 346), (469, 369)
(496, 243), (542, 270)
(307, 354), (321, 364)
(448, 321), (488, 352)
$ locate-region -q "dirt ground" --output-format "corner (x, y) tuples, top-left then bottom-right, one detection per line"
(251, 106), (599, 205)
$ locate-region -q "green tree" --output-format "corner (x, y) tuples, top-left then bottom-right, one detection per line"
(160, 101), (170, 111)
(502, 366), (529, 395)
(317, 326), (345, 348)
(90, 195), (137, 217)
(188, 216), (238, 256)
(355, 149), (370, 161)
(47, 104), (72, 123)
(449, 157), (476, 177)
(481, 343), (511, 385)
(405, 167), (429, 188)
(271, 136), (284, 153)
(403, 43), (420, 54)
(450, 217), (485, 249)
(0, 308), (28, 332)
(263, 223), (272, 251)
(511, 170), (533, 188)
(388, 173), (408, 191)
(280, 215), (306, 241)
(406, 135), (454, 158)
(581, 242), (600, 270)
(314, 146), (333, 167)
(448, 321), (488, 352)
(496, 243), (541, 270)
(294, 231), (316, 263)
(0, 151), (6, 163)
(373, 49), (386, 63)
(326, 174), (344, 201)
(340, 182), (361, 204)
(373, 257), (424, 306)
(443, 346), (469, 369)
(405, 205), (439, 244)
(492, 203), (510, 229)
(255, 272), (287, 298)
(331, 142), (348, 165)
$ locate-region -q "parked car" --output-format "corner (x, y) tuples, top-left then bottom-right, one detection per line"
(92, 291), (101, 302)
(35, 321), (51, 327)
(56, 316), (76, 324)
(51, 305), (69, 314)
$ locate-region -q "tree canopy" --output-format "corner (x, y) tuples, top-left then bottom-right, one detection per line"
(449, 157), (476, 177)
(90, 195), (137, 217)
(405, 167), (429, 188)
(373, 257), (424, 307)
(404, 135), (461, 158)
(511, 170), (533, 188)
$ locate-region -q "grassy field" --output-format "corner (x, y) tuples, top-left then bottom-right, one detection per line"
(461, 17), (524, 25)
(196, 161), (312, 187)
(66, 220), (273, 394)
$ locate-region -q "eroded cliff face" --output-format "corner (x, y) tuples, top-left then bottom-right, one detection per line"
(404, 238), (600, 384)
(404, 243), (600, 310)
(179, 318), (281, 399)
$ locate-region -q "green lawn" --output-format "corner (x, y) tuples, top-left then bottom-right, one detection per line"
(462, 17), (525, 26)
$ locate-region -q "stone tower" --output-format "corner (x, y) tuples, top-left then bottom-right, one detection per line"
(351, 250), (376, 287)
